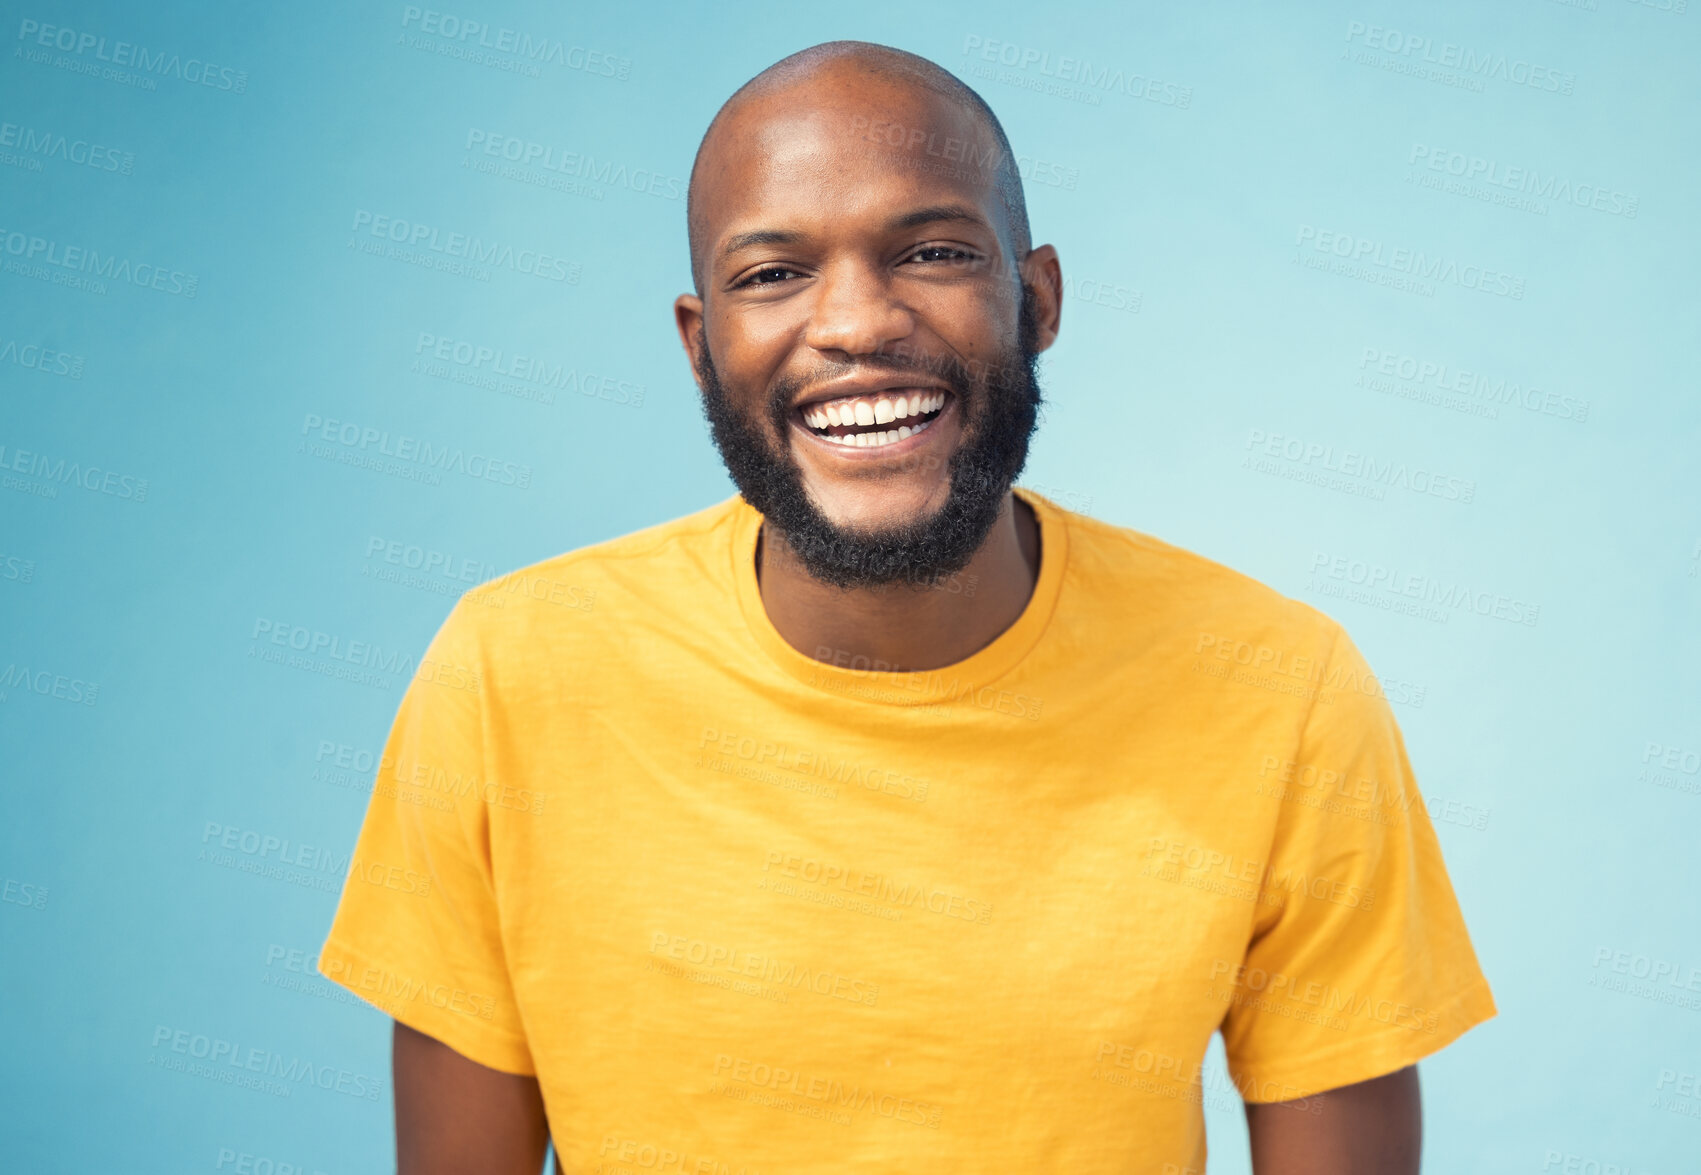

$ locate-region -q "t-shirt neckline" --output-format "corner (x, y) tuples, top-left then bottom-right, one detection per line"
(730, 486), (1068, 705)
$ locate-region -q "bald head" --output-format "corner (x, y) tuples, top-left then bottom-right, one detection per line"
(686, 40), (1031, 297)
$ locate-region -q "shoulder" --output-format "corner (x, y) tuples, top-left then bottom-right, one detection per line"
(440, 494), (746, 649)
(1035, 492), (1345, 663)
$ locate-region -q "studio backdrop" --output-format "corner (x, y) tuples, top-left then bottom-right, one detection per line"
(2, 1), (1697, 1172)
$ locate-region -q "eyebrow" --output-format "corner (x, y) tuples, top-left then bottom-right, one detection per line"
(717, 203), (993, 265)
(888, 203), (990, 233)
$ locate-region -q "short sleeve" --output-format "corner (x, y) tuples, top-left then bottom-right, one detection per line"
(317, 599), (535, 1075)
(1219, 622), (1496, 1102)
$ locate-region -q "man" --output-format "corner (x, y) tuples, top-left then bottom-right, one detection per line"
(319, 40), (1495, 1174)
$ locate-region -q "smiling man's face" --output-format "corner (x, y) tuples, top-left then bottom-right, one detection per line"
(678, 62), (1059, 589)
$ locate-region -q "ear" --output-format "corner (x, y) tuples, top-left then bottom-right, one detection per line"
(674, 293), (706, 389)
(1018, 244), (1063, 354)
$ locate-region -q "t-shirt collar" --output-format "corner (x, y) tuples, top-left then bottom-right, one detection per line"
(729, 486), (1068, 705)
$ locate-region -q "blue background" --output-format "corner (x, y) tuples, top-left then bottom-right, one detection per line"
(3, 1), (1698, 1171)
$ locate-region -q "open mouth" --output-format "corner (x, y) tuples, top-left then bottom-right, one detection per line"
(794, 389), (952, 449)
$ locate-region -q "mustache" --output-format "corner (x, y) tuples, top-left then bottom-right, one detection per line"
(766, 348), (977, 420)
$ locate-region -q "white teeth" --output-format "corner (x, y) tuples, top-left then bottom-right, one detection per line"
(804, 390), (949, 447)
(805, 392), (947, 428)
(818, 417), (936, 448)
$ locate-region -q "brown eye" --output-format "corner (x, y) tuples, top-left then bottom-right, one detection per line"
(909, 246), (973, 264)
(743, 266), (798, 287)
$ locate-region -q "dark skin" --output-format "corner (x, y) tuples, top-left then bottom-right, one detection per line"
(391, 1021), (549, 1174)
(1247, 1065), (1422, 1173)
(390, 53), (1423, 1175)
(393, 1018), (1419, 1175)
(676, 67), (1057, 670)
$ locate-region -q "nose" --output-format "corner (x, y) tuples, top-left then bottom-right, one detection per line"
(803, 260), (916, 359)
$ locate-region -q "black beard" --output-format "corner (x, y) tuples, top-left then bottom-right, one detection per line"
(696, 284), (1044, 591)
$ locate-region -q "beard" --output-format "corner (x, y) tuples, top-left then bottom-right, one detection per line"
(696, 283), (1045, 591)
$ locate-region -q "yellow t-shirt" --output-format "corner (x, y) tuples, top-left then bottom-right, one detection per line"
(319, 487), (1495, 1173)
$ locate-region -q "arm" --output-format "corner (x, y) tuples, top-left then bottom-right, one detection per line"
(394, 1020), (552, 1175)
(1245, 1065), (1421, 1175)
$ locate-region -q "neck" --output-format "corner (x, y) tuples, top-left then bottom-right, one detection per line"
(755, 491), (1042, 673)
